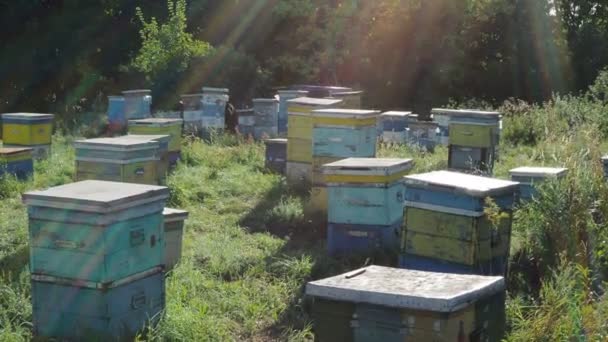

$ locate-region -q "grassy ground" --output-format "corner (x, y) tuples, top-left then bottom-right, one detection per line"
(3, 91), (608, 341)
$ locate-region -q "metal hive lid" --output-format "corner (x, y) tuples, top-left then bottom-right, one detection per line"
(286, 97), (343, 107)
(323, 158), (414, 176)
(123, 134), (171, 144)
(306, 265), (504, 313)
(509, 167), (568, 178)
(202, 87), (229, 93)
(253, 98), (279, 103)
(404, 170), (519, 197)
(311, 109), (379, 119)
(23, 180), (169, 213)
(0, 147), (33, 155)
(74, 137), (159, 151)
(263, 138), (288, 144)
(163, 207), (189, 222)
(1, 113), (54, 120)
(431, 108), (500, 118)
(128, 118), (182, 126)
(122, 89), (151, 95)
(380, 111), (413, 117)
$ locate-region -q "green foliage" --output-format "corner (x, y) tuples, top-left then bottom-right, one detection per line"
(131, 0), (211, 79)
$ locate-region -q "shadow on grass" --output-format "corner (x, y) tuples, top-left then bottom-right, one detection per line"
(0, 245), (29, 277)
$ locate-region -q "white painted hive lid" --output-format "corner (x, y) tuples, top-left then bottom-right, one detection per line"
(323, 158), (414, 176)
(277, 90), (309, 95)
(23, 180), (169, 213)
(74, 137), (159, 150)
(122, 89), (151, 95)
(306, 266), (504, 313)
(202, 87), (229, 93)
(1, 113), (54, 120)
(380, 111), (413, 117)
(311, 109), (380, 119)
(286, 97), (343, 107)
(163, 207), (189, 222)
(509, 167), (568, 178)
(128, 118), (182, 126)
(0, 147), (33, 155)
(264, 138), (288, 144)
(330, 90), (364, 96)
(431, 108), (500, 118)
(124, 134), (171, 143)
(404, 170), (519, 197)
(253, 98), (279, 103)
(602, 155), (608, 162)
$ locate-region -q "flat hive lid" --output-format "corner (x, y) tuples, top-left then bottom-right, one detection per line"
(180, 93), (203, 98)
(287, 97), (343, 107)
(0, 147), (33, 155)
(510, 167), (568, 178)
(202, 87), (229, 93)
(74, 137), (159, 151)
(330, 90), (364, 96)
(23, 180), (169, 213)
(404, 170), (519, 197)
(381, 111), (412, 117)
(602, 155), (608, 162)
(278, 90), (309, 95)
(122, 89), (151, 95)
(323, 158), (414, 176)
(1, 113), (54, 120)
(431, 108), (500, 119)
(311, 109), (379, 119)
(306, 266), (504, 312)
(253, 98), (279, 103)
(128, 118), (182, 126)
(163, 207), (189, 222)
(264, 138), (287, 144)
(124, 134), (171, 144)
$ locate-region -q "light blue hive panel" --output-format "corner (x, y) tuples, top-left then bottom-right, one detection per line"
(509, 166), (568, 200)
(327, 221), (401, 255)
(404, 171), (519, 213)
(278, 90), (308, 133)
(380, 111), (412, 132)
(313, 126), (377, 158)
(122, 89), (152, 120)
(23, 180), (169, 283)
(32, 267), (164, 340)
(253, 98), (279, 127)
(328, 183), (405, 226)
(201, 87), (229, 119)
(107, 96), (126, 129)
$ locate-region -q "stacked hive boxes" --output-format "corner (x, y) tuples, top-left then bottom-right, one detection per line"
(123, 135), (171, 185)
(323, 158), (413, 255)
(264, 138), (288, 174)
(163, 208), (189, 270)
(306, 266), (506, 342)
(128, 118), (183, 168)
(400, 171), (518, 276)
(432, 109), (501, 173)
(509, 167), (568, 201)
(0, 147), (33, 180)
(107, 95), (126, 134)
(310, 109), (380, 215)
(1, 113), (54, 159)
(122, 89), (152, 120)
(74, 137), (160, 185)
(180, 93), (204, 134)
(253, 98), (279, 139)
(379, 111), (413, 143)
(277, 90), (308, 134)
(24, 180), (169, 340)
(201, 87), (229, 133)
(407, 120), (438, 151)
(285, 97), (343, 184)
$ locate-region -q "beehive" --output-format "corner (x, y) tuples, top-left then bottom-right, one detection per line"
(1, 113), (54, 158)
(74, 137), (160, 185)
(306, 266), (506, 342)
(323, 158), (414, 255)
(122, 89), (152, 120)
(23, 180), (169, 283)
(123, 134), (171, 185)
(264, 138), (288, 174)
(278, 90), (308, 134)
(253, 98), (280, 139)
(379, 111), (413, 143)
(180, 93), (204, 134)
(163, 208), (189, 270)
(128, 118), (183, 153)
(311, 109), (379, 158)
(201, 87), (229, 130)
(407, 120), (437, 151)
(448, 145), (495, 174)
(326, 90), (363, 108)
(107, 96), (126, 133)
(286, 97), (343, 184)
(400, 171), (518, 276)
(31, 267), (165, 340)
(432, 108), (501, 147)
(509, 167), (568, 201)
(0, 147), (33, 180)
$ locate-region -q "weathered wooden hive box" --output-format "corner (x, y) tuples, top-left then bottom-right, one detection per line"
(306, 266), (506, 342)
(323, 158), (413, 255)
(509, 166), (568, 201)
(253, 98), (279, 139)
(1, 113), (54, 158)
(107, 95), (126, 133)
(128, 118), (183, 167)
(123, 134), (171, 185)
(278, 90), (308, 134)
(201, 87), (229, 130)
(74, 137), (160, 185)
(379, 111), (412, 143)
(264, 138), (288, 174)
(163, 207), (189, 270)
(286, 97), (343, 184)
(0, 147), (33, 180)
(400, 171), (518, 276)
(122, 89), (152, 120)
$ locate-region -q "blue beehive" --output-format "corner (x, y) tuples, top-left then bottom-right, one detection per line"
(0, 147), (34, 180)
(264, 138), (287, 174)
(23, 180), (169, 283)
(400, 171), (518, 276)
(253, 98), (279, 139)
(509, 167), (568, 201)
(278, 90), (308, 134)
(122, 89), (152, 120)
(379, 111), (412, 144)
(201, 87), (229, 130)
(311, 109), (379, 159)
(432, 108), (501, 146)
(107, 96), (126, 133)
(32, 267), (164, 340)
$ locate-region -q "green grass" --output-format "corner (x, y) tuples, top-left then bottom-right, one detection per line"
(3, 91), (608, 341)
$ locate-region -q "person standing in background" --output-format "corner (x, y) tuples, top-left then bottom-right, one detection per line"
(225, 102), (237, 133)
